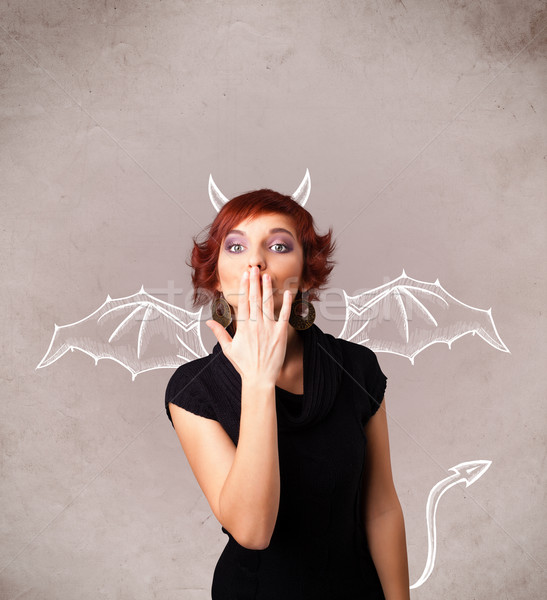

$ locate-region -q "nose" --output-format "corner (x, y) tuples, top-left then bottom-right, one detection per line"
(247, 247), (266, 276)
(248, 254), (266, 273)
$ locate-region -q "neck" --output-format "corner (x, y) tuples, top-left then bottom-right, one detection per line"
(284, 324), (303, 364)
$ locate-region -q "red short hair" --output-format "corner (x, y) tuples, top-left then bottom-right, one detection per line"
(187, 188), (336, 314)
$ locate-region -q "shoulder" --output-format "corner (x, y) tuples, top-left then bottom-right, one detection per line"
(332, 337), (388, 422)
(165, 353), (218, 424)
(166, 353), (215, 397)
(333, 335), (382, 369)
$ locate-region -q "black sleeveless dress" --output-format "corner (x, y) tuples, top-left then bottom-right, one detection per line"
(165, 324), (387, 599)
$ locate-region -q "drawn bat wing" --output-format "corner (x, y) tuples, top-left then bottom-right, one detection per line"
(337, 269), (510, 363)
(37, 270), (510, 377)
(36, 286), (207, 380)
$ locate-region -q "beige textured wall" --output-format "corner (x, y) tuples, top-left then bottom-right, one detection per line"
(1, 1), (545, 598)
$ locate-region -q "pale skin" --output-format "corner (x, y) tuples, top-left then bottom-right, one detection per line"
(169, 213), (410, 598)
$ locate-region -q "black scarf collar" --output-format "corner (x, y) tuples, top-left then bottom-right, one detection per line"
(211, 323), (344, 432)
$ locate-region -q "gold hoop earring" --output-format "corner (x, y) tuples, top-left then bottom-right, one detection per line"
(211, 293), (233, 329)
(289, 290), (315, 330)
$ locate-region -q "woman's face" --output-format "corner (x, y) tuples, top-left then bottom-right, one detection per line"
(215, 213), (307, 320)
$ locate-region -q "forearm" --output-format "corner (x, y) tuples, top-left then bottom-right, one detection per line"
(219, 378), (280, 549)
(365, 503), (410, 600)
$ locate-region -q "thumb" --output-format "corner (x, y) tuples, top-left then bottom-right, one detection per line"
(206, 319), (231, 350)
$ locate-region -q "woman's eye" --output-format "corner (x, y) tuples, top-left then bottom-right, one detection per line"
(226, 242), (290, 253)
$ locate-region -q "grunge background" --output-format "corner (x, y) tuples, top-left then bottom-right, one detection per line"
(1, 1), (545, 598)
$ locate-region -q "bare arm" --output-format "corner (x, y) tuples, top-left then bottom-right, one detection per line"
(169, 377), (279, 550)
(170, 265), (291, 550)
(362, 397), (410, 600)
(218, 377), (279, 549)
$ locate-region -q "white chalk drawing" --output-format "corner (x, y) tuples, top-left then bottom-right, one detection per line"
(35, 273), (509, 375)
(209, 168), (311, 211)
(410, 460), (492, 589)
(36, 286), (207, 380)
(36, 169), (505, 589)
(340, 270), (510, 363)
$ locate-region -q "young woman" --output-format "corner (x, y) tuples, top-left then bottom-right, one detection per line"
(165, 186), (410, 599)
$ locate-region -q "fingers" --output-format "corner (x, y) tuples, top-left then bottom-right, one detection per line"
(237, 267), (291, 327)
(237, 269), (250, 324)
(277, 289), (292, 325)
(262, 272), (275, 323)
(248, 266), (259, 322)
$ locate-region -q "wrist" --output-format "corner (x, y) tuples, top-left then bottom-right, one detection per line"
(241, 375), (276, 392)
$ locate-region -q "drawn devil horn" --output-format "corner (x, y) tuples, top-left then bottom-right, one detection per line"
(208, 169), (311, 213)
(207, 174), (228, 213)
(290, 168), (311, 208)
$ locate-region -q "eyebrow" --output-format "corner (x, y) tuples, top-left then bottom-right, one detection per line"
(226, 227), (295, 240)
